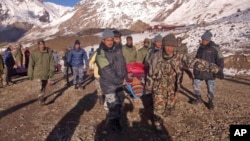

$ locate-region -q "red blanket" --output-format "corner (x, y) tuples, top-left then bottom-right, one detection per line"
(126, 62), (145, 74)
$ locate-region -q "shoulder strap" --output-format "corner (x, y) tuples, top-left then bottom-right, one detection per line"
(212, 43), (224, 58)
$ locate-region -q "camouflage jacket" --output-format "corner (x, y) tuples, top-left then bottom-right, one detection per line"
(146, 50), (219, 93)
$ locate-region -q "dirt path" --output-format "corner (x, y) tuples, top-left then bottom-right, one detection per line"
(0, 73), (250, 141)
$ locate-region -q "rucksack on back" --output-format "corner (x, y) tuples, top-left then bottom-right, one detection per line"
(211, 42), (224, 59)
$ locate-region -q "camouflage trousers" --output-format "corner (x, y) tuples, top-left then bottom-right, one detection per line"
(153, 84), (177, 124)
(104, 89), (125, 119)
(72, 66), (84, 85)
(33, 79), (48, 98)
(95, 79), (102, 96)
(193, 79), (215, 100)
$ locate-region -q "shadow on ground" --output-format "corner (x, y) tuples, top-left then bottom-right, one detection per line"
(45, 90), (97, 141)
(95, 94), (173, 141)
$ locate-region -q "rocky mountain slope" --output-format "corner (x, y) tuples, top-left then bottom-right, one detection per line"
(0, 0), (72, 42)
(60, 0), (250, 31)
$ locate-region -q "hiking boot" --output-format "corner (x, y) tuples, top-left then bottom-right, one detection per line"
(74, 84), (78, 89)
(155, 124), (163, 131)
(66, 82), (70, 87)
(38, 96), (46, 105)
(108, 118), (122, 132)
(191, 95), (202, 104)
(154, 122), (164, 132)
(208, 99), (214, 110)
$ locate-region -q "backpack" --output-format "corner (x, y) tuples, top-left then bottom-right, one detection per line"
(211, 41), (223, 59)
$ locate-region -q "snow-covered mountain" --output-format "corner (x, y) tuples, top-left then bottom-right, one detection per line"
(0, 0), (72, 42)
(0, 0), (72, 26)
(1, 0), (250, 46)
(59, 0), (250, 31)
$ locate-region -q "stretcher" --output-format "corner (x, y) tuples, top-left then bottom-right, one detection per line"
(124, 62), (145, 99)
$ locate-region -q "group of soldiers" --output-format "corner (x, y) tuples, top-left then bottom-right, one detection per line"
(0, 29), (224, 135)
(89, 29), (224, 133)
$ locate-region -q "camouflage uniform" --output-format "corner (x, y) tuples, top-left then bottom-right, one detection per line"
(175, 43), (189, 84)
(146, 50), (219, 125)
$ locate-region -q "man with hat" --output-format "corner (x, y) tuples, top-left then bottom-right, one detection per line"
(122, 35), (137, 64)
(62, 46), (73, 86)
(146, 33), (220, 132)
(87, 30), (124, 106)
(192, 30), (224, 110)
(176, 37), (188, 54)
(136, 38), (151, 63)
(145, 34), (162, 63)
(3, 47), (15, 85)
(67, 40), (88, 90)
(113, 30), (123, 48)
(28, 40), (55, 105)
(96, 29), (127, 132)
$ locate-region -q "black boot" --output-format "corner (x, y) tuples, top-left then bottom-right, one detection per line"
(155, 122), (164, 132)
(192, 95), (202, 104)
(74, 84), (78, 89)
(38, 95), (46, 105)
(108, 118), (122, 132)
(208, 99), (214, 110)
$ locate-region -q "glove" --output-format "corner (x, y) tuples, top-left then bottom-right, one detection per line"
(214, 69), (224, 80)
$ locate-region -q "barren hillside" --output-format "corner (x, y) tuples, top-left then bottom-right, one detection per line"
(0, 73), (249, 141)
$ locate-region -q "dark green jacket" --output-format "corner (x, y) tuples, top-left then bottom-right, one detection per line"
(28, 47), (55, 80)
(136, 47), (150, 63)
(13, 48), (23, 64)
(122, 45), (137, 64)
(176, 44), (188, 54)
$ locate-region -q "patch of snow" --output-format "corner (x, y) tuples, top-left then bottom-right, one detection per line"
(224, 68), (250, 76)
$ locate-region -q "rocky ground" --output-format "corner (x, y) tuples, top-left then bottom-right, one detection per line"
(0, 72), (250, 141)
